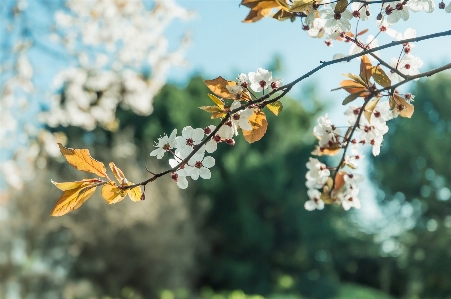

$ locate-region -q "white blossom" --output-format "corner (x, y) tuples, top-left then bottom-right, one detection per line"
(150, 129), (177, 159)
(175, 126), (204, 157)
(248, 68), (272, 92)
(304, 189), (325, 211)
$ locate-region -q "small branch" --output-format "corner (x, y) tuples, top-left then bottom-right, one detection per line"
(330, 62), (451, 192)
(123, 30), (451, 191)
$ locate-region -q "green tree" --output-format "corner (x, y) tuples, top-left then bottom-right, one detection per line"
(371, 73), (451, 298)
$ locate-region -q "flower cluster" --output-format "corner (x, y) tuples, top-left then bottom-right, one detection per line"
(148, 68), (280, 189)
(304, 54), (417, 211)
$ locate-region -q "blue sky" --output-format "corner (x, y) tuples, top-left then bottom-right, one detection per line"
(166, 0), (451, 121)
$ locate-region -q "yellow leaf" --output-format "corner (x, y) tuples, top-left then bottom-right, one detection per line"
(372, 66), (391, 88)
(290, 0), (314, 12)
(266, 101), (283, 115)
(242, 111), (268, 143)
(199, 105), (226, 119)
(204, 77), (237, 99)
(101, 182), (126, 204)
(58, 143), (107, 177)
(109, 162), (126, 184)
(359, 55), (373, 85)
(207, 94), (225, 109)
(51, 181), (97, 216)
(364, 98), (380, 123)
(52, 179), (103, 191)
(334, 0), (348, 13)
(108, 162), (143, 201)
(126, 183), (142, 202)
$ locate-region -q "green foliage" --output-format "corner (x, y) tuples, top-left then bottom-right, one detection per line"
(371, 73), (451, 298)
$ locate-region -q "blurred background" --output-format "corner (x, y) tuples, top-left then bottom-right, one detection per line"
(1, 0), (451, 298)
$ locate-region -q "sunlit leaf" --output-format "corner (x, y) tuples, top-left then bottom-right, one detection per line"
(339, 80), (368, 95)
(359, 55), (373, 85)
(266, 101), (283, 115)
(51, 180), (98, 216)
(391, 94), (414, 118)
(364, 98), (380, 123)
(58, 143), (107, 177)
(243, 111), (268, 143)
(101, 182), (126, 204)
(272, 9), (296, 21)
(372, 66), (391, 88)
(334, 171), (346, 191)
(207, 94), (225, 109)
(108, 162), (143, 202)
(342, 73), (367, 86)
(204, 77), (236, 99)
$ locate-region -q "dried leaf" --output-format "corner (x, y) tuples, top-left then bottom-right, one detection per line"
(364, 98), (380, 123)
(334, 0), (348, 13)
(290, 0), (314, 12)
(204, 77), (236, 99)
(58, 143), (107, 177)
(266, 101), (283, 115)
(51, 180), (98, 216)
(372, 66), (391, 88)
(359, 55), (373, 85)
(342, 91), (365, 105)
(101, 182), (126, 204)
(243, 7), (274, 22)
(242, 111), (268, 143)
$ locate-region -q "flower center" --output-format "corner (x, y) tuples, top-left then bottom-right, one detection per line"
(271, 82), (278, 89)
(374, 111), (381, 118)
(186, 138), (194, 146)
(405, 63), (411, 69)
(396, 3), (403, 10)
(334, 13), (341, 20)
(352, 11), (360, 18)
(233, 114), (240, 120)
(195, 161), (203, 168)
(163, 143), (171, 151)
(259, 80), (266, 88)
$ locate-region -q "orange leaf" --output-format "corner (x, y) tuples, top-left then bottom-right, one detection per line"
(334, 172), (346, 191)
(391, 94), (414, 118)
(272, 8), (296, 21)
(243, 7), (274, 22)
(290, 0), (314, 12)
(58, 143), (107, 177)
(359, 55), (373, 85)
(108, 162), (143, 202)
(101, 182), (126, 204)
(51, 180), (98, 216)
(242, 111), (268, 143)
(204, 77), (236, 99)
(339, 80), (368, 95)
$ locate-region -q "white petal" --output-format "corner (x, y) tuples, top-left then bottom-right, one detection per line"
(177, 176), (188, 189)
(204, 139), (217, 153)
(202, 156), (215, 168)
(304, 200), (317, 211)
(199, 168), (211, 179)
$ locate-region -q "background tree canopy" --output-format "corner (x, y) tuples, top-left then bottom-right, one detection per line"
(4, 73), (451, 299)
